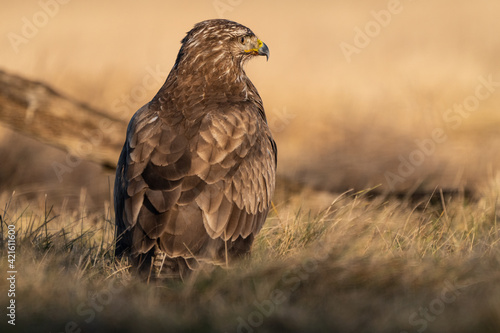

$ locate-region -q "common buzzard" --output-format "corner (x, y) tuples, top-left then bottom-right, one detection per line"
(114, 19), (276, 279)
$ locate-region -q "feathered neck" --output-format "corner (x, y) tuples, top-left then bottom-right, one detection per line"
(151, 46), (258, 115)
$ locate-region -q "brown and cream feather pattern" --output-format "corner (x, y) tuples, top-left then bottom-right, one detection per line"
(114, 19), (276, 277)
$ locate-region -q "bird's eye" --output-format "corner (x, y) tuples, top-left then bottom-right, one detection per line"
(239, 36), (246, 44)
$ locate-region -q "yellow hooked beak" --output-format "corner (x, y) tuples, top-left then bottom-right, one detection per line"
(244, 39), (270, 61)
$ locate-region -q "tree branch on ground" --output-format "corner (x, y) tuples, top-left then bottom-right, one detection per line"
(0, 69), (127, 169)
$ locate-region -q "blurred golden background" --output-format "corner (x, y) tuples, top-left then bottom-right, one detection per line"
(1, 0), (500, 208)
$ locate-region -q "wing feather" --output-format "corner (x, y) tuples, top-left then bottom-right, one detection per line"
(131, 221), (156, 253)
(124, 189), (145, 227)
(116, 100), (276, 263)
(224, 206), (242, 240)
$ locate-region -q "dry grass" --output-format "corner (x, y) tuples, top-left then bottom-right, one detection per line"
(1, 181), (500, 332)
(1, 0), (500, 332)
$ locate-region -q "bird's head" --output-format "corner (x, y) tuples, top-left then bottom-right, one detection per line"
(175, 19), (269, 72)
(238, 34), (269, 61)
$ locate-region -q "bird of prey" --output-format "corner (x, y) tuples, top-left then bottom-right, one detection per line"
(114, 19), (276, 279)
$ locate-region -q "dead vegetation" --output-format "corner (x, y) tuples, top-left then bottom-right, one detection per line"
(1, 181), (500, 332)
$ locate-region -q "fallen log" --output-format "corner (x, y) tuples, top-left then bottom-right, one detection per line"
(0, 69), (127, 169)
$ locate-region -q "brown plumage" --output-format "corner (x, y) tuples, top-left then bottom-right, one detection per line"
(114, 19), (276, 278)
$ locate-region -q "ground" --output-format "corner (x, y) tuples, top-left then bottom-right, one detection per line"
(1, 183), (500, 332)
